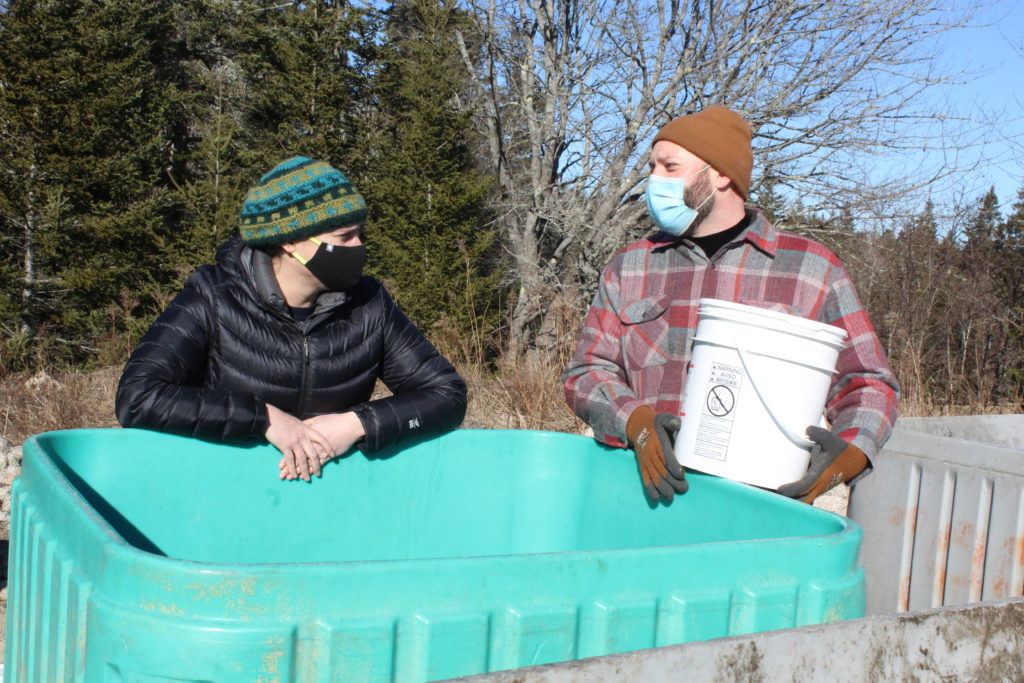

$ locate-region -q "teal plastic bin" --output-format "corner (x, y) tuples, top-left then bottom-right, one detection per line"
(6, 428), (863, 682)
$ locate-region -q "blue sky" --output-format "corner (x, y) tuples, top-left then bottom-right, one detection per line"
(932, 0), (1023, 212)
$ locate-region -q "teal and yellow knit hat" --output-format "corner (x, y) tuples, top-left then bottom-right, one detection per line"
(239, 156), (368, 246)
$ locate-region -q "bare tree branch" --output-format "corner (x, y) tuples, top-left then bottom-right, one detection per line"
(458, 0), (990, 358)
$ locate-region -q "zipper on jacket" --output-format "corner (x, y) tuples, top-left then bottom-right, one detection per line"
(296, 335), (312, 418)
(292, 293), (347, 418)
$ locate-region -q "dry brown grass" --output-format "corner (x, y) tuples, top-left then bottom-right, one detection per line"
(431, 295), (590, 435)
(0, 356), (589, 446)
(1, 356), (1017, 448)
(896, 394), (1024, 419)
(458, 356), (588, 434)
(0, 367), (121, 444)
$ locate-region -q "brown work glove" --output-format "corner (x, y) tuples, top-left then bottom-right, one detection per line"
(777, 426), (868, 504)
(626, 405), (688, 503)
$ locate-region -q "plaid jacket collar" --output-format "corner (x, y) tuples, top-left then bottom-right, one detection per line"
(649, 208), (778, 258)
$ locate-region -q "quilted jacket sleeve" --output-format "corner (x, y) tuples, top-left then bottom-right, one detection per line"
(350, 287), (468, 452)
(115, 273), (270, 442)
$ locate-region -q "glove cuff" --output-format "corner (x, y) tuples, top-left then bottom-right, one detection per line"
(836, 443), (869, 484)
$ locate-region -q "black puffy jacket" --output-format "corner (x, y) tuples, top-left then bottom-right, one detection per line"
(116, 236), (467, 451)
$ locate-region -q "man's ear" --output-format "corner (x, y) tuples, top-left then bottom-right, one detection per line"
(710, 168), (733, 191)
(281, 240), (300, 255)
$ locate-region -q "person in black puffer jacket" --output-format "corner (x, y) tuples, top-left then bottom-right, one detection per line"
(116, 156), (467, 482)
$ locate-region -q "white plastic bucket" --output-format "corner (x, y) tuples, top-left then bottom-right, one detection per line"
(673, 299), (848, 489)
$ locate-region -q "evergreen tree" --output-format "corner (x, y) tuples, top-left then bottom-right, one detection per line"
(165, 0), (262, 269)
(964, 187), (1001, 256)
(751, 172), (788, 225)
(892, 201), (950, 401)
(996, 184), (1024, 398)
(994, 185), (1024, 306)
(956, 187), (1009, 404)
(361, 0), (498, 349)
(145, 0), (374, 274)
(0, 0), (188, 366)
(235, 0), (374, 169)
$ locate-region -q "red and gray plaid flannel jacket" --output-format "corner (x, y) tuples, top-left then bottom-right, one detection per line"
(563, 209), (899, 463)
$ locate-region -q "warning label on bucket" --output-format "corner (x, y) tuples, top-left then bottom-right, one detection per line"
(706, 385), (735, 416)
(695, 362), (744, 461)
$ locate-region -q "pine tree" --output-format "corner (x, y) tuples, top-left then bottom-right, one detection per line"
(892, 201), (950, 401)
(149, 0), (375, 275)
(994, 185), (1024, 306)
(964, 187), (1001, 256)
(751, 172), (788, 225)
(996, 184), (1024, 399)
(957, 187), (1008, 405)
(360, 0), (498, 349)
(164, 0), (261, 269)
(234, 0), (373, 169)
(0, 0), (188, 366)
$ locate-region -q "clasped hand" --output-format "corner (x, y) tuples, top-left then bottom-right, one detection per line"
(264, 404), (366, 482)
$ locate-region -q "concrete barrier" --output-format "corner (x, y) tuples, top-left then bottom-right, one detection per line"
(848, 415), (1024, 615)
(450, 598), (1024, 682)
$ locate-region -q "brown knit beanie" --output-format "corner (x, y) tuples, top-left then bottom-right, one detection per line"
(652, 106), (753, 199)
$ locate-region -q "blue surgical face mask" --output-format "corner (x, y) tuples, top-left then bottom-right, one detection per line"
(645, 165), (712, 236)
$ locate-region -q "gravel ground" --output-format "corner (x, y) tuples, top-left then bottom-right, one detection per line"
(813, 483), (851, 516)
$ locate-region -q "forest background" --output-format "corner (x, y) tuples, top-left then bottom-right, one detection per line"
(1, 0), (1024, 444)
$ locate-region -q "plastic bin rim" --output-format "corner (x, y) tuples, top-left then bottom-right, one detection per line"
(88, 523), (861, 575)
(19, 428), (861, 574)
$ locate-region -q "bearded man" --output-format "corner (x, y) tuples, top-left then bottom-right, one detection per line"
(562, 106), (899, 504)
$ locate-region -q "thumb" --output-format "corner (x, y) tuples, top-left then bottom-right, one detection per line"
(806, 425), (847, 455)
(806, 425), (832, 442)
(656, 413), (681, 435)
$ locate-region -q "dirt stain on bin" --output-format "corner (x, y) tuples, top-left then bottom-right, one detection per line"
(140, 600), (186, 616)
(258, 636), (287, 682)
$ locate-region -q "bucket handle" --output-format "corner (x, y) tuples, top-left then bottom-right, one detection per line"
(732, 336), (816, 450)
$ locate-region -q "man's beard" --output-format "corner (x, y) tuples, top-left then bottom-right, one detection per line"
(683, 172), (715, 235)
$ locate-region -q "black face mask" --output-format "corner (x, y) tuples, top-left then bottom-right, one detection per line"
(295, 237), (366, 291)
